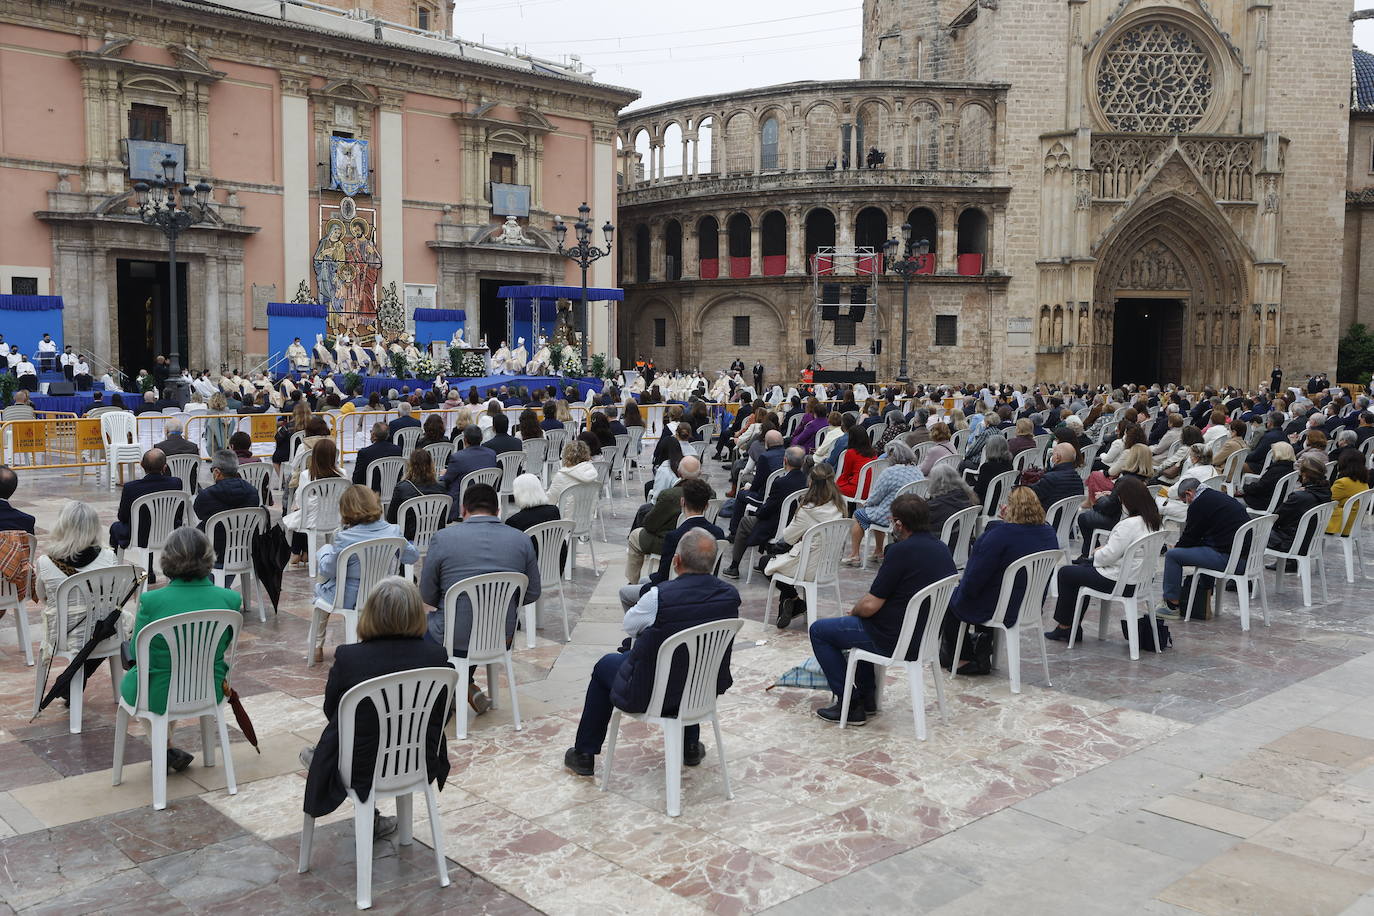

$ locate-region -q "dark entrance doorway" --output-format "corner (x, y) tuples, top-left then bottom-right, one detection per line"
(117, 258), (187, 379)
(1112, 297), (1184, 387)
(479, 279), (515, 350)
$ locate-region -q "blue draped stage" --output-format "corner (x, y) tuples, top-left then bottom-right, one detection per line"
(497, 285), (623, 350)
(266, 302), (327, 372)
(326, 373), (603, 400)
(0, 295), (63, 359)
(413, 307), (466, 346)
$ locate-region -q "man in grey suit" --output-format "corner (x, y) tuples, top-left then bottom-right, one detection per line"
(419, 483), (541, 711)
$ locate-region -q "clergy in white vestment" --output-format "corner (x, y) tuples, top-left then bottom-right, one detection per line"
(509, 337), (528, 374)
(286, 338), (310, 372)
(312, 334), (336, 370)
(491, 341), (511, 375)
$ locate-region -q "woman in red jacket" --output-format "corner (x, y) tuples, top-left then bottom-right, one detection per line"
(836, 425), (879, 499)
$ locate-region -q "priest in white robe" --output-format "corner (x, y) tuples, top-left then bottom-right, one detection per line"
(509, 337), (528, 374)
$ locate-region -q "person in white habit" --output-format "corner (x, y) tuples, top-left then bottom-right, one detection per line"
(451, 327), (469, 348)
(350, 336), (372, 370)
(286, 337), (310, 373)
(509, 337), (528, 374)
(528, 336), (551, 375)
(403, 336), (422, 365)
(312, 333), (336, 370)
(491, 340), (512, 375)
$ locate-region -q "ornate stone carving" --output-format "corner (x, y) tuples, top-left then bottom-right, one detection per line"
(1095, 22), (1215, 133)
(1117, 240), (1187, 290)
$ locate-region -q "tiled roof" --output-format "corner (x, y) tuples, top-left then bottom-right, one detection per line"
(1355, 47), (1374, 113)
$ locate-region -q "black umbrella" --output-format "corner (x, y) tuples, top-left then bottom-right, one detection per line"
(251, 523), (291, 614)
(33, 569), (141, 719)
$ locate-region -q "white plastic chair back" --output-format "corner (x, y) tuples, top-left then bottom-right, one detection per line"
(1045, 495), (1081, 552)
(544, 428), (571, 461)
(51, 565), (138, 656)
(793, 517), (850, 585)
(1260, 471), (1300, 514)
(911, 441), (935, 464)
(903, 478), (931, 499)
(288, 429), (306, 458)
(851, 459), (887, 501)
(128, 490), (191, 555)
(626, 425), (646, 465)
(759, 468), (786, 503)
(1033, 434), (1052, 452)
(703, 498), (724, 526)
(1222, 513), (1277, 578)
(558, 481), (599, 541)
(1221, 449), (1246, 492)
(1279, 501), (1337, 561)
(100, 411), (138, 451)
(336, 667), (458, 795)
(528, 520), (572, 593)
(299, 477), (348, 534)
(129, 609), (242, 718)
(932, 454), (960, 475)
(951, 428), (969, 452)
(711, 538), (732, 576)
(496, 451), (525, 498)
(900, 574), (961, 667)
(206, 507), (267, 576)
(1338, 487), (1374, 540)
(521, 436), (547, 471)
(394, 426), (422, 456)
(1078, 443), (1100, 479)
(643, 618), (744, 723)
(366, 456), (406, 507)
(324, 537), (407, 617)
(982, 470), (1018, 519)
(458, 466), (501, 505)
(442, 572), (527, 663)
(397, 495), (450, 560)
(1013, 449), (1042, 472)
(237, 462), (272, 503)
(165, 454), (202, 493)
(985, 548), (1063, 630)
(424, 440), (453, 467)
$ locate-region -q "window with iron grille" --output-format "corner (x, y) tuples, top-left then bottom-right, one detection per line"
(10, 277), (38, 296)
(935, 315), (958, 347)
(653, 318), (666, 348)
(732, 316), (750, 347)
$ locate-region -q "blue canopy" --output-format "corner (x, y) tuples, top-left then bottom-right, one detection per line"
(497, 285), (624, 302)
(414, 308), (466, 322)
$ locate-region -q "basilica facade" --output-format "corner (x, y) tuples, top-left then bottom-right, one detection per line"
(617, 0), (1353, 389)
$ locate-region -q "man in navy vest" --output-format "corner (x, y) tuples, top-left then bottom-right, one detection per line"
(565, 529), (739, 776)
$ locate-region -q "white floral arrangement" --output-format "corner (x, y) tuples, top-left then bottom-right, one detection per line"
(456, 349), (486, 377)
(561, 350), (583, 377)
(412, 354), (441, 380)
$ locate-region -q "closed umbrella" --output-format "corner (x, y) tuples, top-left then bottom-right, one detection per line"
(251, 523), (291, 613)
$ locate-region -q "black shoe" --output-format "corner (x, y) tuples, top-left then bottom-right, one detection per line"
(955, 658), (992, 676)
(776, 597), (800, 630)
(861, 694), (879, 715)
(1044, 625), (1082, 643)
(564, 747), (594, 777)
(721, 565), (740, 580)
(166, 747), (194, 772)
(816, 700), (867, 726)
(373, 811), (398, 839)
(683, 741), (706, 767)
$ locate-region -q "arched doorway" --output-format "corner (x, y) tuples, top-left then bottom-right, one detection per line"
(1090, 189), (1252, 387)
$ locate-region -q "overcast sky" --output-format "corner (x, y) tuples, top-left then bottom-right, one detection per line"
(452, 1), (1374, 112)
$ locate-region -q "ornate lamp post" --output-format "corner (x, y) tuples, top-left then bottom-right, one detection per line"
(883, 224), (931, 384)
(553, 202), (614, 367)
(133, 155), (212, 381)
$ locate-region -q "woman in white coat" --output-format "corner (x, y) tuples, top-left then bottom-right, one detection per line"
(283, 438), (345, 566)
(765, 461), (847, 628)
(545, 439), (600, 506)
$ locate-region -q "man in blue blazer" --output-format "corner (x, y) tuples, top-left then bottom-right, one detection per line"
(1157, 477), (1251, 620)
(110, 449), (184, 549)
(0, 466), (35, 534)
(565, 529), (739, 776)
(439, 425), (497, 512)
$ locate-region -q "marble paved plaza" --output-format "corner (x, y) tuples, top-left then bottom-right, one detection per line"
(4, 457), (1374, 915)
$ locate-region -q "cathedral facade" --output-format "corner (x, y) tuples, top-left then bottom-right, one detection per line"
(617, 0), (1353, 388)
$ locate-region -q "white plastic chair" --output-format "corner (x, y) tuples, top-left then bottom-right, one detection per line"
(601, 618), (744, 817)
(457, 467), (501, 507)
(764, 517), (849, 628)
(1246, 470), (1298, 517)
(610, 434), (633, 498)
(397, 494), (450, 580)
(206, 507), (269, 622)
(1065, 530), (1168, 660)
(1326, 487), (1374, 582)
(626, 426), (646, 478)
(544, 429), (571, 479)
(1045, 495), (1081, 553)
(307, 537), (406, 664)
(297, 477), (349, 577)
(424, 440), (453, 468)
(0, 532), (36, 665)
(297, 667), (459, 910)
(950, 548), (1062, 694)
(112, 609), (241, 810)
(1013, 449), (1043, 472)
(1264, 501), (1336, 608)
(1181, 514), (1276, 631)
(941, 505), (981, 570)
(744, 490), (804, 586)
(844, 459), (888, 513)
(365, 456), (406, 509)
(165, 453), (202, 494)
(523, 520), (572, 647)
(1077, 443), (1100, 480)
(558, 481), (600, 575)
(839, 574), (959, 740)
(34, 565), (139, 733)
(979, 470), (1019, 531)
(861, 478), (928, 568)
(518, 437), (547, 485)
(441, 572), (526, 739)
(121, 491), (192, 586)
(238, 462), (273, 505)
(496, 451), (525, 512)
(394, 425), (422, 456)
(100, 412), (142, 490)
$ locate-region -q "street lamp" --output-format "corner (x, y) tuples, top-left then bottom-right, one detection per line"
(133, 154), (212, 385)
(882, 223), (930, 384)
(553, 201), (614, 366)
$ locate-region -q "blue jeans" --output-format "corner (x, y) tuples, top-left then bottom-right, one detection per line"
(808, 616), (879, 699)
(1163, 546), (1232, 602)
(574, 652), (699, 755)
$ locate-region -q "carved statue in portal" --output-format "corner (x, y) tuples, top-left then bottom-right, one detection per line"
(1118, 240), (1187, 291)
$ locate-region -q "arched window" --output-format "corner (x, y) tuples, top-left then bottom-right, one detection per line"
(956, 208), (988, 276)
(760, 117), (780, 170)
(662, 123), (684, 178)
(1096, 21), (1215, 133)
(911, 102), (940, 169)
(697, 216), (720, 278)
(727, 213), (752, 278)
(664, 220), (682, 281)
(957, 105), (992, 170)
(905, 208), (938, 273)
(804, 208), (836, 274)
(854, 207), (888, 251)
(761, 211), (787, 275)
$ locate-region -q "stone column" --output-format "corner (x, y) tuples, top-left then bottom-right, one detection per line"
(837, 204), (854, 250)
(684, 218), (700, 280)
(649, 221), (664, 283)
(203, 255), (220, 368)
(378, 90), (405, 303)
(749, 218), (761, 277)
(786, 205), (804, 274)
(937, 204), (957, 274)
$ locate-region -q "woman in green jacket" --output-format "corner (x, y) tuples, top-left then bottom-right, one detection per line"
(121, 526), (240, 773)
